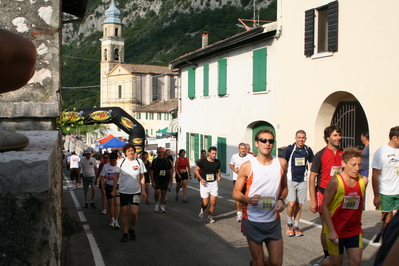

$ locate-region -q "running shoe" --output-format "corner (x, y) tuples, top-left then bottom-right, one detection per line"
(207, 216), (215, 223)
(183, 198), (188, 203)
(237, 211), (242, 222)
(114, 221), (120, 229)
(154, 204), (159, 212)
(286, 223), (294, 237)
(90, 202), (96, 208)
(129, 228), (136, 240)
(160, 205), (166, 213)
(294, 227), (303, 236)
(199, 209), (204, 220)
(109, 220), (115, 227)
(121, 233), (128, 242)
(84, 203), (89, 208)
(101, 209), (107, 215)
(175, 194), (179, 201)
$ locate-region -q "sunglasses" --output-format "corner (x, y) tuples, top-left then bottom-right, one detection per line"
(257, 138), (275, 144)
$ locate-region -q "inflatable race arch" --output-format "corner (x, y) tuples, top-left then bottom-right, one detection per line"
(64, 107), (145, 152)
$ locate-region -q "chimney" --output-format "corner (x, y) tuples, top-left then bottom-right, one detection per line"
(202, 31), (209, 48)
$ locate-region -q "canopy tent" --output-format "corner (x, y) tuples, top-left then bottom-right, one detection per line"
(99, 137), (126, 149)
(98, 134), (114, 144)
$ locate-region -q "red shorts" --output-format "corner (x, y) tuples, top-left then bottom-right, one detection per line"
(317, 191), (324, 214)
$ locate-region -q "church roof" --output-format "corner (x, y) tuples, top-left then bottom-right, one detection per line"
(103, 0), (122, 24)
(119, 63), (174, 75)
(134, 98), (178, 113)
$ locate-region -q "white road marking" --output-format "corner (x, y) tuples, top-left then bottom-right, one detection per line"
(64, 174), (106, 266)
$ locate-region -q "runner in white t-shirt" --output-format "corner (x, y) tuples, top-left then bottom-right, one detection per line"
(372, 126), (399, 231)
(230, 143), (253, 222)
(112, 143), (147, 242)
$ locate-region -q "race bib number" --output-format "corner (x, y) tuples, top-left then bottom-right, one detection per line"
(206, 174), (215, 181)
(159, 170), (166, 176)
(394, 166), (399, 176)
(295, 158), (305, 166)
(260, 196), (275, 210)
(330, 166), (343, 176)
(133, 195), (140, 203)
(181, 169), (187, 173)
(342, 196), (360, 209)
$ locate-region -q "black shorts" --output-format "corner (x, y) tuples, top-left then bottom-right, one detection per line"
(241, 217), (282, 244)
(154, 178), (169, 191)
(176, 172), (188, 182)
(105, 184), (119, 199)
(70, 168), (79, 180)
(144, 173), (151, 184)
(120, 192), (141, 207)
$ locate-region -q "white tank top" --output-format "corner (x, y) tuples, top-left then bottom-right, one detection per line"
(243, 156), (283, 222)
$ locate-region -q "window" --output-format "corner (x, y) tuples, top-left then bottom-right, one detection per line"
(115, 28), (118, 37)
(136, 113), (141, 119)
(304, 1), (338, 57)
(145, 129), (148, 135)
(104, 49), (107, 61)
(157, 113), (161, 120)
(150, 113), (154, 120)
(217, 137), (227, 173)
(164, 113), (169, 120)
(204, 135), (212, 151)
(203, 64), (209, 97)
(253, 48), (267, 92)
(151, 129), (153, 135)
(186, 132), (190, 159)
(193, 133), (199, 162)
(118, 85), (122, 98)
(218, 59), (227, 96)
(188, 67), (195, 98)
(145, 113), (148, 120)
(115, 49), (119, 61)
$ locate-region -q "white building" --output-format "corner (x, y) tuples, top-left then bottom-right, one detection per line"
(170, 0), (398, 209)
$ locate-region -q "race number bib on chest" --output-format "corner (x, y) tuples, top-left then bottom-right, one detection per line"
(394, 166), (399, 176)
(342, 196), (360, 209)
(206, 174), (215, 181)
(260, 196), (275, 210)
(295, 158), (305, 166)
(159, 170), (166, 176)
(330, 166), (343, 176)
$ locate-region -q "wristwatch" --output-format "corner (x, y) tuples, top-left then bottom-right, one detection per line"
(278, 198), (285, 204)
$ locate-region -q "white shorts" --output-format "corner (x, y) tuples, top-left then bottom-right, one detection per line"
(200, 181), (218, 198)
(287, 179), (307, 204)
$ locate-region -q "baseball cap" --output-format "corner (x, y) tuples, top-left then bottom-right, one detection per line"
(85, 149), (92, 154)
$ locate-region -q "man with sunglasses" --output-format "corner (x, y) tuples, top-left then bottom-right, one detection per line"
(309, 125), (343, 266)
(282, 130), (314, 237)
(233, 129), (288, 266)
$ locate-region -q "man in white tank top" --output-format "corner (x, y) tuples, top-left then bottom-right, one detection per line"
(233, 129), (288, 266)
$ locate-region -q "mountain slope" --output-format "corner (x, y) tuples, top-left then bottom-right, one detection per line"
(61, 0), (277, 109)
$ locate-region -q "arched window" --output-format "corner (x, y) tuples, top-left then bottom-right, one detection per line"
(104, 49), (107, 61)
(114, 49), (119, 61)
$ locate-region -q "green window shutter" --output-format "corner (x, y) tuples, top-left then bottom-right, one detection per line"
(203, 64), (209, 97)
(217, 137), (227, 173)
(194, 133), (199, 161)
(188, 68), (196, 98)
(200, 134), (203, 151)
(207, 135), (212, 150)
(218, 59), (227, 96)
(186, 132), (190, 159)
(253, 48), (267, 92)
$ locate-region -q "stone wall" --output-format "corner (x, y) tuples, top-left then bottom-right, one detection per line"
(0, 0), (61, 131)
(0, 131), (63, 266)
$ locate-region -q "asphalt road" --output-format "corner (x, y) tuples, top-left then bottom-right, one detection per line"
(61, 168), (382, 266)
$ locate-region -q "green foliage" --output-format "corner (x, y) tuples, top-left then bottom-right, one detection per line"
(62, 0), (277, 110)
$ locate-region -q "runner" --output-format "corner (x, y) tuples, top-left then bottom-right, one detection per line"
(233, 129), (287, 266)
(112, 144), (146, 242)
(322, 147), (368, 266)
(195, 146), (222, 223)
